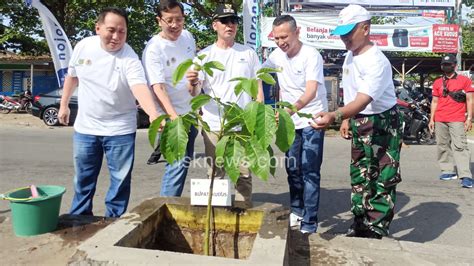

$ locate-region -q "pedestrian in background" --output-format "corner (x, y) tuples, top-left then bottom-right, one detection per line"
(58, 7), (160, 217)
(311, 4), (403, 239)
(262, 15), (327, 234)
(142, 0), (198, 196)
(429, 54), (473, 188)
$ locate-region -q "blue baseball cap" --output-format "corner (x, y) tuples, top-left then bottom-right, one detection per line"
(331, 5), (371, 36)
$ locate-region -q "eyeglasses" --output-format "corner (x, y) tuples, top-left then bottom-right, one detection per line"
(218, 17), (239, 25)
(160, 17), (185, 27)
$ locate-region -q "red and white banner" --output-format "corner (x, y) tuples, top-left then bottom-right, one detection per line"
(261, 16), (459, 53)
(432, 24), (459, 53)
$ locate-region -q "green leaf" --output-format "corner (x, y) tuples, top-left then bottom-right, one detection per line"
(203, 61), (225, 71)
(160, 122), (172, 162)
(241, 79), (259, 99)
(199, 118), (211, 132)
(297, 112), (313, 119)
(245, 138), (270, 181)
(190, 94), (212, 111)
(234, 82), (244, 96)
(258, 72), (276, 85)
(215, 136), (229, 168)
(148, 114), (169, 149)
(224, 103), (244, 121)
(275, 108), (296, 152)
(172, 59), (193, 87)
(243, 101), (259, 134)
(257, 67), (281, 74)
(267, 146), (276, 177)
(223, 104), (245, 133)
(197, 54), (207, 61)
(276, 101), (297, 112)
(229, 77), (247, 82)
(255, 104), (277, 149)
(204, 67), (214, 77)
(182, 112), (198, 128)
(162, 117), (189, 164)
(224, 139), (245, 184)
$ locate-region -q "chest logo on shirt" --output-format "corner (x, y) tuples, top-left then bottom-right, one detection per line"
(166, 57), (177, 67)
(76, 58), (92, 66)
(238, 58), (248, 63)
(344, 68), (349, 75)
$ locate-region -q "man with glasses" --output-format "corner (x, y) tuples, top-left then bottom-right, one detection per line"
(429, 54), (473, 188)
(186, 3), (263, 209)
(142, 0), (198, 196)
(311, 4), (402, 239)
(262, 15), (327, 234)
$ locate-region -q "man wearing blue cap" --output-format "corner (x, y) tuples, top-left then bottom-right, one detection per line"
(311, 4), (402, 239)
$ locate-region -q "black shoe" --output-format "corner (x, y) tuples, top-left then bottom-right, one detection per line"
(362, 230), (383, 239)
(346, 216), (369, 237)
(346, 227), (368, 237)
(147, 145), (162, 165)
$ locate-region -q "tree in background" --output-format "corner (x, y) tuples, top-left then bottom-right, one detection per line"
(0, 0), (246, 55)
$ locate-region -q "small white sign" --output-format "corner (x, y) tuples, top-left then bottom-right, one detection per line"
(190, 179), (231, 206)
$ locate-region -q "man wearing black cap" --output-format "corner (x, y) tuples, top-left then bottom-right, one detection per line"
(429, 54), (473, 188)
(186, 3), (263, 208)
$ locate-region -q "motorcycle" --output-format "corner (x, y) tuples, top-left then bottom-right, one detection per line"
(397, 95), (435, 145)
(0, 91), (33, 114)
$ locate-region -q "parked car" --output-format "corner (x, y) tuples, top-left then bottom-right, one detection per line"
(31, 88), (150, 128)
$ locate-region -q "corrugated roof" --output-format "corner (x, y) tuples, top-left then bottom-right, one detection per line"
(0, 50), (52, 64)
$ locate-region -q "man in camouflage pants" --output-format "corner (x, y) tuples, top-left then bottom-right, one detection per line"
(349, 111), (402, 237)
(311, 4), (402, 239)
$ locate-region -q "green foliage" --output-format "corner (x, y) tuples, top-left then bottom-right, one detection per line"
(461, 24), (473, 55)
(148, 114), (169, 148)
(0, 0), (156, 55)
(172, 59), (194, 87)
(148, 51), (294, 258)
(148, 57), (295, 183)
(183, 0), (244, 49)
(275, 108), (295, 152)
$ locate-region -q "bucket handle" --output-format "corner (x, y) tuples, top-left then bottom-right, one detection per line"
(0, 186), (38, 201)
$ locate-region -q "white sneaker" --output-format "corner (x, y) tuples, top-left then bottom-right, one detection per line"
(290, 213), (303, 228)
(300, 229), (312, 235)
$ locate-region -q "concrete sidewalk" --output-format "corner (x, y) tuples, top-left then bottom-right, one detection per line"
(0, 125), (473, 265)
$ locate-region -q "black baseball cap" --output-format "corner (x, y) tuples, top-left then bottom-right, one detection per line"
(441, 54), (457, 64)
(213, 3), (239, 20)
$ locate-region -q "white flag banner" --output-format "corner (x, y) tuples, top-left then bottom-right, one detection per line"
(243, 0), (258, 50)
(25, 0), (72, 87)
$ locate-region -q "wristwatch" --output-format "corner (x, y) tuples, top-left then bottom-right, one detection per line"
(334, 109), (344, 123)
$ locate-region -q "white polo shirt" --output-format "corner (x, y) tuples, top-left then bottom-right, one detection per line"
(68, 35), (147, 136)
(198, 43), (261, 131)
(263, 44), (328, 129)
(142, 30), (196, 114)
(342, 45), (396, 114)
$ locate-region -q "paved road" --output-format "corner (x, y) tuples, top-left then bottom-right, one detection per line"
(0, 123), (473, 262)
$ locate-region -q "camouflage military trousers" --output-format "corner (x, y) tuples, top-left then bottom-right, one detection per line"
(350, 106), (403, 236)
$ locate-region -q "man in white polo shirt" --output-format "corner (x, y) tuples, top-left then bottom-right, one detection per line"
(142, 0), (198, 197)
(58, 7), (160, 217)
(186, 4), (263, 209)
(262, 15), (327, 234)
(312, 4), (402, 239)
